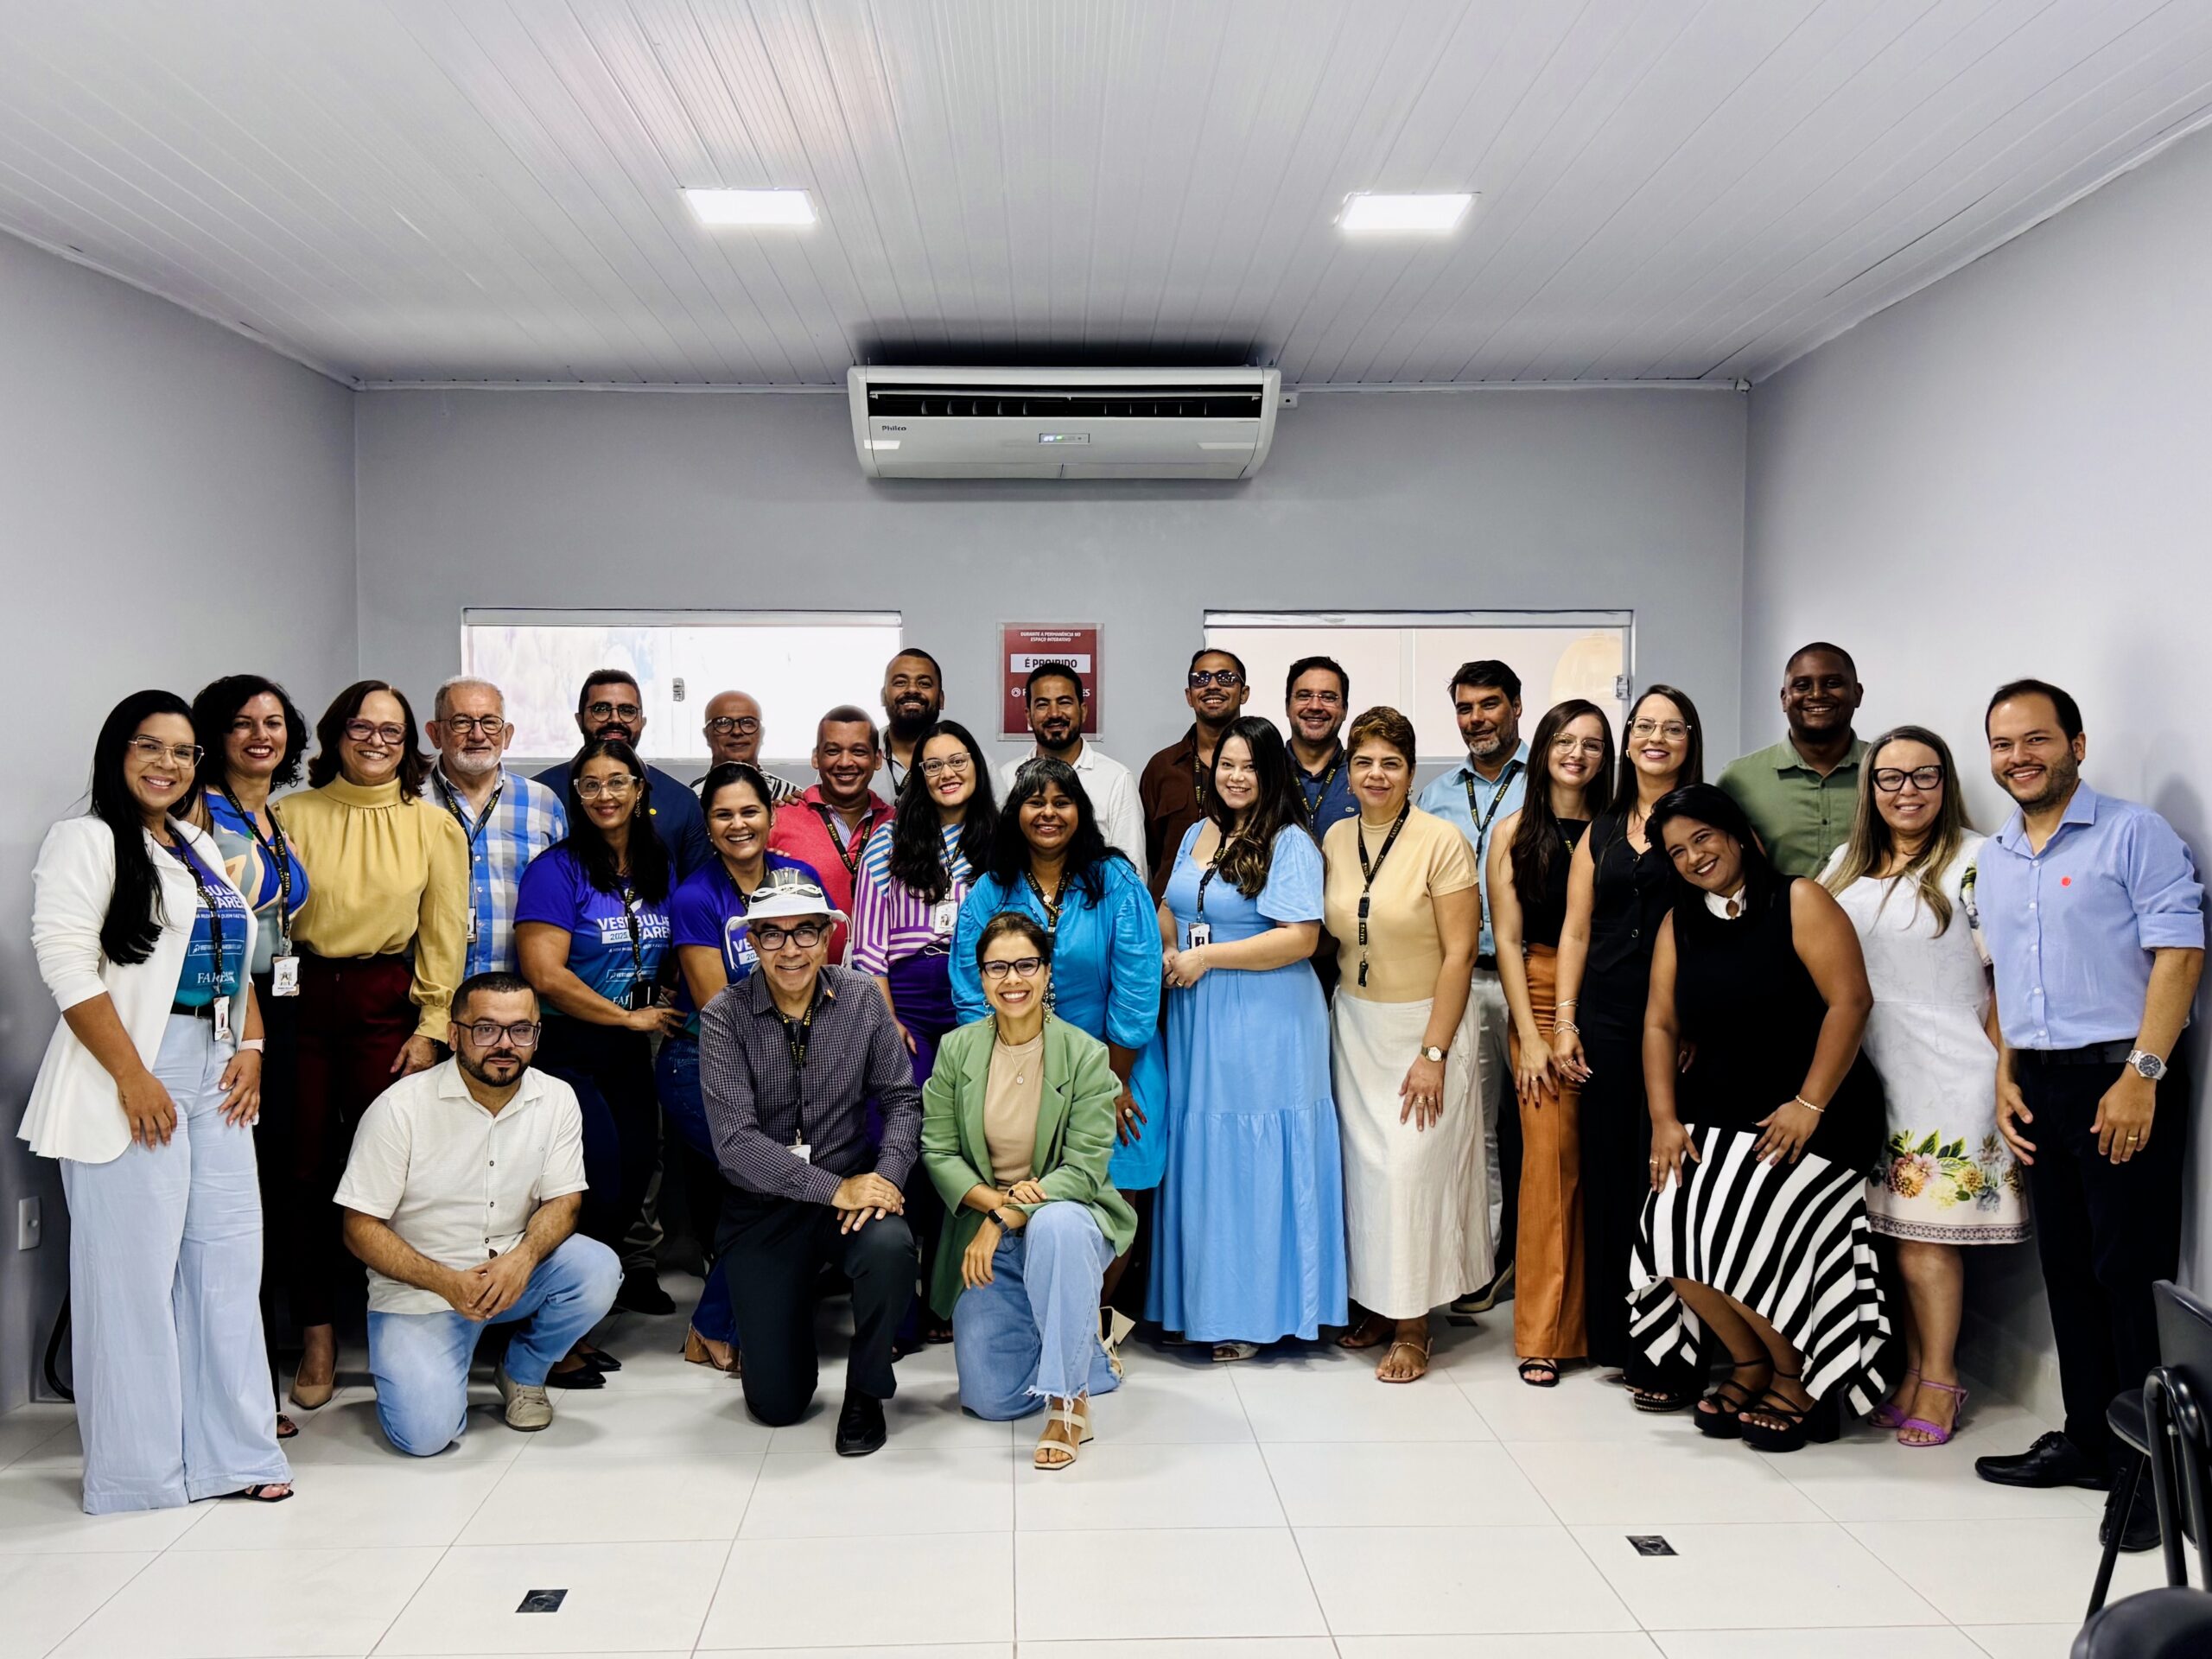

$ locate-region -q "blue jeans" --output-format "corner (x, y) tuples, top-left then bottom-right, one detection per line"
(365, 1234), (620, 1456)
(655, 1037), (736, 1345)
(952, 1202), (1121, 1420)
(60, 1014), (290, 1512)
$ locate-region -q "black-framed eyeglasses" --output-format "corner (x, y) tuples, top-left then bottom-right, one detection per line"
(706, 715), (760, 735)
(440, 715), (506, 737)
(343, 720), (407, 745)
(586, 701), (643, 721)
(127, 735), (204, 767)
(1872, 765), (1946, 793)
(919, 755), (973, 779)
(1188, 670), (1245, 690)
(980, 957), (1046, 981)
(461, 1020), (541, 1047)
(753, 922), (828, 950)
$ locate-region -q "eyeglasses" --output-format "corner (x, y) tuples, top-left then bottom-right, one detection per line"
(344, 720), (408, 746)
(1872, 765), (1946, 793)
(460, 1020), (542, 1047)
(1290, 690), (1344, 707)
(919, 755), (972, 779)
(586, 701), (643, 721)
(1627, 720), (1692, 742)
(440, 715), (505, 737)
(1550, 734), (1609, 756)
(980, 957), (1046, 981)
(575, 777), (639, 800)
(127, 735), (204, 766)
(706, 715), (760, 735)
(1188, 670), (1245, 690)
(753, 922), (828, 950)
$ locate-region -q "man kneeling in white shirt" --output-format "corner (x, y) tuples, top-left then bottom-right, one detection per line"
(335, 971), (619, 1453)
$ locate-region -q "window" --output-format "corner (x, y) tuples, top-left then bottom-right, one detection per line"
(460, 610), (900, 764)
(1204, 610), (1631, 761)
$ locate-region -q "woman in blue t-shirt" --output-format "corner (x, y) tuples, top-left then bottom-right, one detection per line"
(517, 739), (680, 1384)
(656, 762), (818, 1371)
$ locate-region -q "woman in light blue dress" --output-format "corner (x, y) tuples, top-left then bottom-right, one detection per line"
(1148, 716), (1347, 1358)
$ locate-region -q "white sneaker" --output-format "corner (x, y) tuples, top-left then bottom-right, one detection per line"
(496, 1365), (554, 1432)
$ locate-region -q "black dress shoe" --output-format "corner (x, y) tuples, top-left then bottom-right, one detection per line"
(2101, 1475), (2162, 1553)
(1975, 1431), (2109, 1490)
(616, 1269), (677, 1316)
(835, 1394), (887, 1458)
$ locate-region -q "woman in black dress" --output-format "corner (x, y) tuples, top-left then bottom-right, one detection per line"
(1640, 784), (1891, 1453)
(1551, 684), (1704, 1409)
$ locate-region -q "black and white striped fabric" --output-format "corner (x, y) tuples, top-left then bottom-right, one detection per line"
(1630, 1125), (1893, 1415)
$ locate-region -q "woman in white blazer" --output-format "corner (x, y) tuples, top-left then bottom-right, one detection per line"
(23, 690), (293, 1512)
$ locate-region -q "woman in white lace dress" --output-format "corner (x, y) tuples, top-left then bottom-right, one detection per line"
(1821, 725), (2028, 1448)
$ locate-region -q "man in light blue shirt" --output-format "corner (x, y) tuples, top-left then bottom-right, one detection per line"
(1415, 659), (1528, 1310)
(1971, 679), (2204, 1557)
(426, 677), (569, 981)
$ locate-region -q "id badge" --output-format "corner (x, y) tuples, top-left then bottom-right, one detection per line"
(212, 995), (232, 1042)
(1187, 922), (1213, 949)
(270, 955), (301, 997)
(627, 982), (656, 1013)
(931, 899), (958, 937)
(790, 1141), (811, 1165)
(467, 906), (480, 944)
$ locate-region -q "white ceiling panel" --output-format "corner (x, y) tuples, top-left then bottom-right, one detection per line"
(1, 0), (2207, 387)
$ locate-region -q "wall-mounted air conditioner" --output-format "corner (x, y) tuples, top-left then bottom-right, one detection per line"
(848, 365), (1281, 480)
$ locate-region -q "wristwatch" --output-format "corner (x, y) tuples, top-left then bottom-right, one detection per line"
(1420, 1045), (1447, 1064)
(2127, 1049), (2169, 1082)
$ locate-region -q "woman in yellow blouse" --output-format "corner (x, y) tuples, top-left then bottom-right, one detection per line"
(278, 680), (468, 1412)
(1321, 707), (1489, 1383)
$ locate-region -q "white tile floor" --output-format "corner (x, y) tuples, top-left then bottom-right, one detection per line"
(0, 1273), (2171, 1657)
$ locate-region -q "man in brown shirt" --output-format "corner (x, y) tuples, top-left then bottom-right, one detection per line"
(1137, 647), (1252, 899)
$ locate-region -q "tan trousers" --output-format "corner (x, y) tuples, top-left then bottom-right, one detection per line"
(1511, 945), (1587, 1360)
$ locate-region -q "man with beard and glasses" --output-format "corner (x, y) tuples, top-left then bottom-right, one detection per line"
(997, 660), (1147, 875)
(698, 689), (802, 806)
(1718, 642), (1867, 879)
(1139, 648), (1253, 900)
(1284, 654), (1358, 841)
(1971, 680), (2204, 1558)
(427, 677), (568, 978)
(1418, 659), (1529, 1314)
(534, 669), (711, 881)
(335, 973), (620, 1453)
(880, 649), (946, 795)
(767, 707), (894, 963)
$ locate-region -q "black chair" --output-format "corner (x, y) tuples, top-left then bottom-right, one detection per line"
(2072, 1586), (2212, 1657)
(2086, 1280), (2212, 1618)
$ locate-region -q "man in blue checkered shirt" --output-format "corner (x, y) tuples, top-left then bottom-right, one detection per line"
(426, 677), (568, 979)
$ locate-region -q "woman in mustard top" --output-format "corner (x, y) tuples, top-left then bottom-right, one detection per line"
(278, 680), (468, 1413)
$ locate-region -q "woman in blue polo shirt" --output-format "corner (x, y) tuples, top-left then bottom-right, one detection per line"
(517, 739), (680, 1384)
(658, 762), (819, 1372)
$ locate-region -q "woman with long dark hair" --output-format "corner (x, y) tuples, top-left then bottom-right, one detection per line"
(192, 673), (314, 1438)
(25, 690), (292, 1509)
(1821, 726), (2022, 1446)
(1639, 784), (1891, 1452)
(518, 738), (681, 1382)
(952, 756), (1164, 1320)
(1548, 683), (1706, 1411)
(1149, 715), (1345, 1359)
(659, 761), (821, 1371)
(281, 679), (469, 1413)
(1487, 699), (1613, 1386)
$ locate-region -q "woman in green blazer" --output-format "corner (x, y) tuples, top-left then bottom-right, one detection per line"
(923, 912), (1136, 1469)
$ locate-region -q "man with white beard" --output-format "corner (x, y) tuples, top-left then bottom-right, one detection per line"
(426, 677), (569, 978)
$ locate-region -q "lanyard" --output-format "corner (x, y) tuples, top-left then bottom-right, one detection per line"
(166, 839), (230, 989)
(1461, 758), (1525, 851)
(219, 791), (294, 945)
(809, 802), (872, 878)
(1353, 803), (1410, 989)
(1023, 869), (1065, 1012)
(435, 768), (504, 846)
(617, 880), (645, 985)
(782, 995), (820, 1071)
(1190, 746), (1210, 812)
(1300, 747), (1344, 808)
(1194, 831), (1244, 919)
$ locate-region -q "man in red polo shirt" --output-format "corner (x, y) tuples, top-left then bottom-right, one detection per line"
(767, 706), (893, 962)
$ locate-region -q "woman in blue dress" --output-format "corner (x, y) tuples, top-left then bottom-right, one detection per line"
(1149, 716), (1346, 1359)
(952, 756), (1164, 1320)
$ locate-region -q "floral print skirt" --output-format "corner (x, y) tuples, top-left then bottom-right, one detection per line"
(1867, 1128), (2030, 1244)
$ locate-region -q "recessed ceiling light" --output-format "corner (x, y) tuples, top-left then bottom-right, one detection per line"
(1338, 192), (1474, 234)
(683, 188), (817, 227)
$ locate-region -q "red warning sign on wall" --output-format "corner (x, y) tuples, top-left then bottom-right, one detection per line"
(1001, 625), (1101, 738)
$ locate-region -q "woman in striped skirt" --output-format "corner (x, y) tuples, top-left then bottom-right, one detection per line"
(1637, 784), (1891, 1453)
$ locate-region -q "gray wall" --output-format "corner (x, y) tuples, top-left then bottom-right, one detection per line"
(354, 385), (1751, 780)
(0, 234), (357, 1408)
(1743, 124), (2212, 1421)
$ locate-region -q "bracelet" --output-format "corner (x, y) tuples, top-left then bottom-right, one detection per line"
(1557, 998), (1578, 1009)
(1792, 1095), (1825, 1115)
(238, 1038), (265, 1053)
(1555, 1020), (1580, 1036)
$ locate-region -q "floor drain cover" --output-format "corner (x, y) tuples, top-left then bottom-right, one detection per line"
(518, 1589), (569, 1613)
(1627, 1535), (1676, 1557)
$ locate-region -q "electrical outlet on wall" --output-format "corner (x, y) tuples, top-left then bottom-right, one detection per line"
(16, 1197), (39, 1250)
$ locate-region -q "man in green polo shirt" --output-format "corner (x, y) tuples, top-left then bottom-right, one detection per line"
(1718, 641), (1868, 878)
